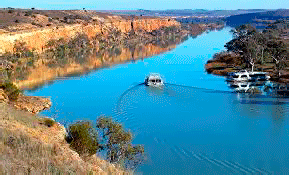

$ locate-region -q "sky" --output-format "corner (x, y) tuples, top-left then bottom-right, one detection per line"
(1, 0), (289, 10)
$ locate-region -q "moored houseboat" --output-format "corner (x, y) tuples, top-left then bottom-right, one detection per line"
(227, 70), (270, 82)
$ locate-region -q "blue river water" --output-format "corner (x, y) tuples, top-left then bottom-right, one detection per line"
(26, 28), (289, 174)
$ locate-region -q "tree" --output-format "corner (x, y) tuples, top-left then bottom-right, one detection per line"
(267, 40), (288, 77)
(225, 25), (261, 71)
(223, 20), (289, 75)
(225, 24), (257, 55)
(66, 117), (145, 170)
(67, 121), (100, 156)
(244, 39), (258, 72)
(96, 117), (145, 169)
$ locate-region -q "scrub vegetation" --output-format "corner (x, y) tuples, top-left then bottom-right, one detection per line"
(0, 104), (129, 174)
(67, 117), (145, 170)
(0, 81), (21, 101)
(206, 19), (289, 81)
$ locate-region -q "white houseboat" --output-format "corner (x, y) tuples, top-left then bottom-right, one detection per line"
(227, 70), (270, 82)
(145, 73), (164, 87)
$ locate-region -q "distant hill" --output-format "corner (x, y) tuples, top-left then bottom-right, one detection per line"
(97, 9), (272, 17)
(226, 9), (289, 27)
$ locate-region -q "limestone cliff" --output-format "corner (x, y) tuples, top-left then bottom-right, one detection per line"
(0, 16), (180, 54)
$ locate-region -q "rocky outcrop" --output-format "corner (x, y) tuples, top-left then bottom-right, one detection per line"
(10, 94), (52, 113)
(0, 89), (9, 103)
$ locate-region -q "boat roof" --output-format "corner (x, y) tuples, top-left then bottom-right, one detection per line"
(250, 72), (268, 74)
(146, 73), (162, 78)
(228, 70), (268, 76)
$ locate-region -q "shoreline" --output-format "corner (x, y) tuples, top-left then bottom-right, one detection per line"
(0, 102), (129, 174)
(205, 52), (289, 84)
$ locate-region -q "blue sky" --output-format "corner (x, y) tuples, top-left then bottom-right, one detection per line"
(1, 0), (288, 10)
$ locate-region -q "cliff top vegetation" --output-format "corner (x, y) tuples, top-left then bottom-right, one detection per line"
(0, 8), (160, 33)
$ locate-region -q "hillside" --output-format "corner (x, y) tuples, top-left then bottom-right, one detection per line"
(226, 9), (289, 27)
(0, 103), (127, 174)
(98, 9), (272, 17)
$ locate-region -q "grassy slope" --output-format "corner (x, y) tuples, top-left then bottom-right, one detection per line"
(0, 103), (128, 174)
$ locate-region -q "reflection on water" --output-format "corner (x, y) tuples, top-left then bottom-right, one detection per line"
(145, 86), (165, 96)
(228, 81), (268, 94)
(18, 40), (183, 89)
(227, 80), (289, 99)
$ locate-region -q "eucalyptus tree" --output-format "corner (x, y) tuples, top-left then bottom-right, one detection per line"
(225, 24), (260, 71)
(67, 121), (100, 156)
(96, 117), (145, 170)
(67, 117), (145, 170)
(267, 39), (288, 77)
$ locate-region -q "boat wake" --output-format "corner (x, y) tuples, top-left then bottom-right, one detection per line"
(153, 137), (272, 175)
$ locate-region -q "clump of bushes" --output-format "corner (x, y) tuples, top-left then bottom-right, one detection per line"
(24, 11), (33, 16)
(67, 121), (100, 156)
(44, 34), (92, 66)
(13, 40), (34, 59)
(41, 118), (56, 127)
(0, 82), (21, 101)
(7, 7), (14, 13)
(66, 117), (145, 170)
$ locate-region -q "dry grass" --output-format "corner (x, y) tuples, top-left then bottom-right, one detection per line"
(0, 103), (129, 175)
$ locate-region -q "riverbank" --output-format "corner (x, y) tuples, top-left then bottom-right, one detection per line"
(205, 21), (289, 83)
(205, 51), (289, 83)
(0, 81), (126, 174)
(0, 102), (129, 174)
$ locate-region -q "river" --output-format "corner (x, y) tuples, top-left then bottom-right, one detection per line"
(26, 27), (289, 174)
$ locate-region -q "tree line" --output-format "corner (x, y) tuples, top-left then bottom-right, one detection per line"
(224, 19), (289, 77)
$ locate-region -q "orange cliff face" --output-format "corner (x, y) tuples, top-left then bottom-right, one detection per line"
(110, 17), (180, 33)
(17, 43), (177, 89)
(0, 24), (102, 54)
(0, 16), (180, 54)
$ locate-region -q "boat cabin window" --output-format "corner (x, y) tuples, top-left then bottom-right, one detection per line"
(150, 79), (161, 82)
(252, 74), (265, 78)
(241, 75), (247, 78)
(232, 75), (238, 78)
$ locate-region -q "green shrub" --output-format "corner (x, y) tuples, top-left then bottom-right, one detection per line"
(0, 82), (21, 101)
(67, 121), (100, 156)
(24, 11), (33, 16)
(42, 118), (56, 127)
